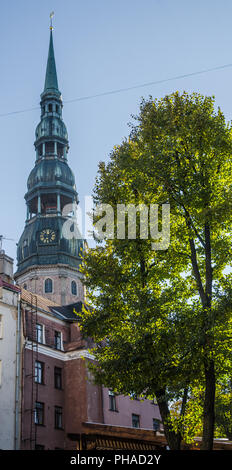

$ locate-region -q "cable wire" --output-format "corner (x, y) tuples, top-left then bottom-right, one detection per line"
(0, 62), (232, 118)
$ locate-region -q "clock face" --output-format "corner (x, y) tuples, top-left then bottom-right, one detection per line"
(40, 229), (56, 244)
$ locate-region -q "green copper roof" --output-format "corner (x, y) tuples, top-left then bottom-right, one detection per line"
(27, 159), (76, 191)
(15, 216), (84, 275)
(44, 30), (59, 93)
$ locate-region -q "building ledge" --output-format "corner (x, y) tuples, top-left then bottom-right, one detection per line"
(67, 422), (166, 450)
(81, 422), (165, 441)
(0, 277), (20, 293)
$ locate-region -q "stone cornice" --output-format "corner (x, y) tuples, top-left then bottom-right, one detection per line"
(25, 340), (94, 361)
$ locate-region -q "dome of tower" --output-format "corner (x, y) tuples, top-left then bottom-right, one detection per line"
(27, 159), (76, 191)
(35, 117), (68, 140)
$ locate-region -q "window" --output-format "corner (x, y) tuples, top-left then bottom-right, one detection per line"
(56, 105), (59, 113)
(23, 284), (27, 290)
(109, 390), (117, 411)
(35, 361), (44, 384)
(45, 278), (53, 293)
(48, 103), (53, 113)
(132, 414), (140, 428)
(153, 419), (161, 431)
(23, 240), (28, 258)
(36, 323), (43, 343)
(45, 142), (54, 154)
(54, 331), (62, 350)
(54, 406), (63, 429)
(71, 280), (77, 296)
(34, 402), (44, 425)
(0, 315), (3, 339)
(57, 143), (64, 158)
(54, 367), (62, 389)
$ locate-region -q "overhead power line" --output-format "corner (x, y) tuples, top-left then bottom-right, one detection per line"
(0, 62), (232, 118)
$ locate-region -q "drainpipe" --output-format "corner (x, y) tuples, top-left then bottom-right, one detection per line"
(15, 292), (21, 450)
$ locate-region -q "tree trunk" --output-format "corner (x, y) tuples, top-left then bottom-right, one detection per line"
(156, 388), (181, 450)
(201, 359), (215, 450)
(188, 220), (215, 450)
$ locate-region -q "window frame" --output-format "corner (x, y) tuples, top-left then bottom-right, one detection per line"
(71, 280), (77, 296)
(34, 401), (44, 426)
(36, 323), (44, 344)
(54, 367), (62, 390)
(44, 278), (53, 294)
(109, 390), (117, 412)
(153, 418), (161, 432)
(54, 406), (63, 430)
(35, 361), (44, 384)
(132, 413), (140, 428)
(54, 330), (62, 350)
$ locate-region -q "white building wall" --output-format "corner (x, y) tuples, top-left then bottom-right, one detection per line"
(0, 287), (18, 449)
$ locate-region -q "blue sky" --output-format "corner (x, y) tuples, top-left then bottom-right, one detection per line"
(1, 0), (232, 264)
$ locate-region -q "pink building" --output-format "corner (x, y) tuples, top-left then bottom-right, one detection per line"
(20, 289), (162, 450)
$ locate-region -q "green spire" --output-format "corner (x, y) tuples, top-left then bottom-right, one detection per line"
(44, 30), (59, 93)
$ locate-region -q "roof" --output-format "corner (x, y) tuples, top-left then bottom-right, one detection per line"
(21, 287), (60, 314)
(20, 288), (82, 322)
(27, 159), (76, 191)
(50, 301), (83, 321)
(0, 277), (20, 293)
(43, 30), (59, 94)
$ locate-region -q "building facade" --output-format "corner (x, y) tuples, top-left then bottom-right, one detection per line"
(20, 291), (162, 450)
(0, 253), (21, 450)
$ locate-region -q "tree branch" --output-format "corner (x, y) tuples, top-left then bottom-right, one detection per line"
(189, 236), (207, 306)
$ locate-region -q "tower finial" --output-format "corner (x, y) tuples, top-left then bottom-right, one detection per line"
(43, 14), (60, 94)
(50, 11), (54, 31)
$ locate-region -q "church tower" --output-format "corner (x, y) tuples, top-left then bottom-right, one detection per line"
(14, 27), (85, 305)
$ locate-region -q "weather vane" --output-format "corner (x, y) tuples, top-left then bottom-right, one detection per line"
(50, 11), (54, 31)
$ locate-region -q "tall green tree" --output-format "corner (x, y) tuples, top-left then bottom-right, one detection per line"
(80, 92), (232, 450)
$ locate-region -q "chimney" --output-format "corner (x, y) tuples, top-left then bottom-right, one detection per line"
(0, 251), (14, 283)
